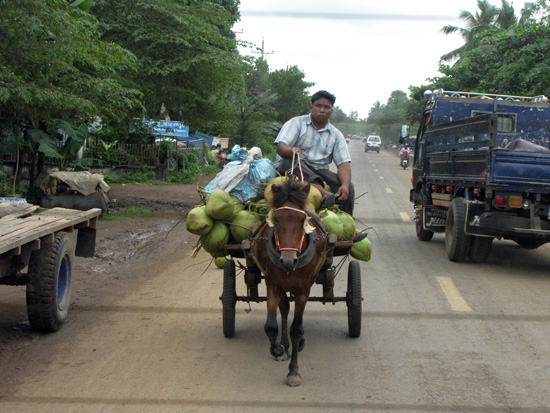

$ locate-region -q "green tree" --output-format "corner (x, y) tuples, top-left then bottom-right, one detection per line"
(413, 1), (550, 100)
(0, 0), (142, 192)
(92, 0), (244, 133)
(440, 0), (500, 62)
(366, 91), (412, 145)
(270, 65), (313, 123)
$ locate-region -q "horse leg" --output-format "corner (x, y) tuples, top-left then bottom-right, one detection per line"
(264, 286), (284, 358)
(278, 293), (290, 360)
(286, 294), (308, 387)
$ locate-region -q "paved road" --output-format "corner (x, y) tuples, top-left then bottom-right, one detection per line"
(1, 140), (550, 412)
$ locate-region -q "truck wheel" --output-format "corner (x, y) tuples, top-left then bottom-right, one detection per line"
(26, 232), (73, 332)
(415, 198), (434, 242)
(347, 261), (362, 338)
(222, 259), (236, 338)
(416, 218), (434, 242)
(445, 198), (471, 262)
(468, 236), (492, 263)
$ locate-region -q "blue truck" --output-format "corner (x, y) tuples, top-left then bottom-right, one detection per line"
(409, 89), (550, 263)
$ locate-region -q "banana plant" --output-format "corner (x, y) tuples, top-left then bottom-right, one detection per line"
(28, 120), (94, 171)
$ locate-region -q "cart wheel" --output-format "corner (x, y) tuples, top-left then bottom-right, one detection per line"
(26, 232), (73, 332)
(222, 259), (236, 338)
(347, 260), (362, 338)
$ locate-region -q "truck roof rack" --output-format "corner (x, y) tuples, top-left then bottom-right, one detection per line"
(424, 89), (548, 103)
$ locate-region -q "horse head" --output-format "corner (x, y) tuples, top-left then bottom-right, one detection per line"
(268, 180), (314, 272)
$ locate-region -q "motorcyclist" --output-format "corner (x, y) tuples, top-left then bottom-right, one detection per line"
(399, 144), (410, 166)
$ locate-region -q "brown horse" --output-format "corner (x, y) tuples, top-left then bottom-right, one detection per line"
(251, 178), (330, 386)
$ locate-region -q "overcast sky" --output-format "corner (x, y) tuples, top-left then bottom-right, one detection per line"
(237, 0), (529, 119)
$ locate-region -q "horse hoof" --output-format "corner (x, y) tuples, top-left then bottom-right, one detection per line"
(275, 353), (289, 362)
(270, 344), (285, 358)
(298, 337), (305, 352)
(286, 373), (302, 387)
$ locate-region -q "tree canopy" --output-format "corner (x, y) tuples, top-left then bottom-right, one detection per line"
(407, 0), (550, 123)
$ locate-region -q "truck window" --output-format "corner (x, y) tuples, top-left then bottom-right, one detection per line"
(472, 111), (516, 134)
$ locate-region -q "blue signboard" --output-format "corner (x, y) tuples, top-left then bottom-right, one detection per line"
(141, 120), (189, 138)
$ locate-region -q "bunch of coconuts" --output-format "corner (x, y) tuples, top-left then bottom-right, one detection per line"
(186, 189), (265, 264)
(186, 176), (371, 267)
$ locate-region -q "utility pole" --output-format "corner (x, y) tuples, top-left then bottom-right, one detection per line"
(254, 38), (274, 59)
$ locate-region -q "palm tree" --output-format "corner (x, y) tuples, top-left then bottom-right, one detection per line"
(496, 0), (518, 29)
(440, 0), (499, 62)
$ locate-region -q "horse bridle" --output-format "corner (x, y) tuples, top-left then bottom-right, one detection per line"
(271, 206), (309, 253)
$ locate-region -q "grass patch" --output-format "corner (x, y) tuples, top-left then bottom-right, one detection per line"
(101, 202), (152, 221)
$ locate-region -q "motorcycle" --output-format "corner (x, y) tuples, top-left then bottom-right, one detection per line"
(399, 147), (410, 169)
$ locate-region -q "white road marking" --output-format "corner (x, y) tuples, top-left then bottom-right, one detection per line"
(375, 169), (379, 172)
(386, 188), (393, 193)
(379, 176), (384, 180)
(436, 276), (473, 312)
(399, 212), (411, 222)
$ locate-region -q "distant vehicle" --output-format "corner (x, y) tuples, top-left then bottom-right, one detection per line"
(364, 135), (381, 153)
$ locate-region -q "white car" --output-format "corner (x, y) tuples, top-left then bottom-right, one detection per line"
(364, 135), (381, 153)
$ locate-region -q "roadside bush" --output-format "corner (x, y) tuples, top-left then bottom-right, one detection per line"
(104, 169), (157, 184)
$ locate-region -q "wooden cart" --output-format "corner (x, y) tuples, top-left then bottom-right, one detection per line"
(222, 235), (362, 338)
(0, 203), (101, 332)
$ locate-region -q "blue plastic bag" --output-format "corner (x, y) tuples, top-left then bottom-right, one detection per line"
(205, 147), (276, 202)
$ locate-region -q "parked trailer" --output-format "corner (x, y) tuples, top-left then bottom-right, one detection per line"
(0, 203), (101, 332)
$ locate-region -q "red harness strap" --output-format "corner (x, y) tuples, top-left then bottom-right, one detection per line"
(274, 231), (306, 254)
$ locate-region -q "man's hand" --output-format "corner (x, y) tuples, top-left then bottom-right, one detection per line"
(336, 162), (352, 201)
(277, 142), (300, 159)
(336, 184), (350, 201)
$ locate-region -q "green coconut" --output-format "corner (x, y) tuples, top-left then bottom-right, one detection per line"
(186, 205), (214, 235)
(319, 209), (344, 240)
(350, 233), (371, 262)
(230, 210), (262, 243)
(214, 256), (227, 269)
(205, 190), (234, 220)
(264, 176), (288, 204)
(202, 221), (230, 257)
(336, 210), (356, 241)
(308, 185), (323, 211)
(229, 195), (244, 216)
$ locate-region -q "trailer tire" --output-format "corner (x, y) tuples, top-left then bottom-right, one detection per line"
(445, 198), (470, 262)
(26, 232), (73, 332)
(468, 236), (492, 263)
(222, 259), (236, 338)
(347, 261), (362, 338)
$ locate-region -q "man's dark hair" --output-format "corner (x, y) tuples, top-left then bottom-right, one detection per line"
(311, 90), (336, 106)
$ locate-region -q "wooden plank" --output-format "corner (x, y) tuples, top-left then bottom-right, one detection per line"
(0, 203), (38, 219)
(0, 207), (101, 256)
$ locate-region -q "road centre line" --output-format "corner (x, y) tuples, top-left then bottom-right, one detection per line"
(379, 176), (384, 180)
(386, 188), (393, 193)
(436, 276), (473, 312)
(399, 212), (411, 222)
